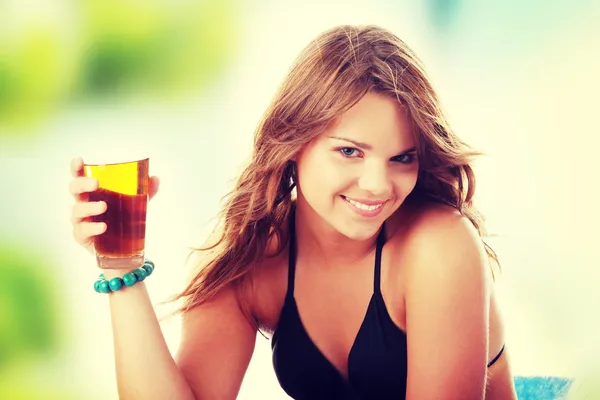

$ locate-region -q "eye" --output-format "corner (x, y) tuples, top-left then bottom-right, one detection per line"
(337, 147), (362, 158)
(393, 153), (417, 164)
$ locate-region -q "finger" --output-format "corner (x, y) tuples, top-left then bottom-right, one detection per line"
(69, 177), (98, 198)
(70, 157), (84, 178)
(72, 221), (107, 244)
(71, 201), (107, 225)
(149, 176), (160, 200)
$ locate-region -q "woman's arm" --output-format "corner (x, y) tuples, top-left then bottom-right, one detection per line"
(104, 271), (257, 400)
(402, 207), (492, 400)
(70, 156), (256, 400)
(105, 270), (256, 400)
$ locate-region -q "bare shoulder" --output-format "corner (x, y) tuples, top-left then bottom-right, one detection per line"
(387, 199), (490, 282)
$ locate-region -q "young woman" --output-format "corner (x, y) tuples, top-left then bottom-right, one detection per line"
(69, 25), (517, 400)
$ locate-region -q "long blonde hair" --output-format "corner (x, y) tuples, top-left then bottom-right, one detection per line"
(170, 25), (499, 328)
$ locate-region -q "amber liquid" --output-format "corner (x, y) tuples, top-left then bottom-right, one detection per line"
(89, 188), (147, 257)
(84, 158), (149, 269)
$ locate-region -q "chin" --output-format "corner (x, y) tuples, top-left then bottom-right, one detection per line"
(343, 229), (380, 242)
(331, 210), (386, 241)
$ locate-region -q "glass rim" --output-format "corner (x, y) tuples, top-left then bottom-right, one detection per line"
(83, 157), (149, 167)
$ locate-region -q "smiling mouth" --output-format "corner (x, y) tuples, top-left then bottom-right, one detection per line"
(341, 195), (387, 212)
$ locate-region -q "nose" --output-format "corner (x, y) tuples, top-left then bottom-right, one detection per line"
(357, 163), (392, 199)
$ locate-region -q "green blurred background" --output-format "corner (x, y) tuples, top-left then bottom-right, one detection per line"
(1, 0), (598, 398)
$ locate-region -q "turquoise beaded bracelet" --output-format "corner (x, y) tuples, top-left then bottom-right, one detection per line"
(94, 259), (155, 294)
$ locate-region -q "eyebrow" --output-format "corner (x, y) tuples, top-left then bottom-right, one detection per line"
(328, 136), (416, 154)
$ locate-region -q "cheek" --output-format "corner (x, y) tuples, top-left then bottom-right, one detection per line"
(297, 153), (346, 193)
(298, 166), (346, 199)
(297, 155), (330, 196)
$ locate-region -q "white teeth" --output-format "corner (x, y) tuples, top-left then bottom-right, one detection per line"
(345, 197), (383, 211)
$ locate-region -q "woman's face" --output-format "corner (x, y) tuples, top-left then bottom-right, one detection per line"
(295, 92), (419, 241)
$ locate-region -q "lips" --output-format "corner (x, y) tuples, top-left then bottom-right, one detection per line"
(341, 195), (386, 217)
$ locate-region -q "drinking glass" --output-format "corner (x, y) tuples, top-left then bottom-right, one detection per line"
(83, 158), (149, 269)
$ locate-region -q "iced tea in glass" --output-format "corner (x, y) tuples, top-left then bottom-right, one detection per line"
(83, 158), (149, 269)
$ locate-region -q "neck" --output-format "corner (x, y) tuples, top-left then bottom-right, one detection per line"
(292, 200), (381, 268)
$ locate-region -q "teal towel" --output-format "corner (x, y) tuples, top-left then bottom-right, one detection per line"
(514, 376), (573, 400)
